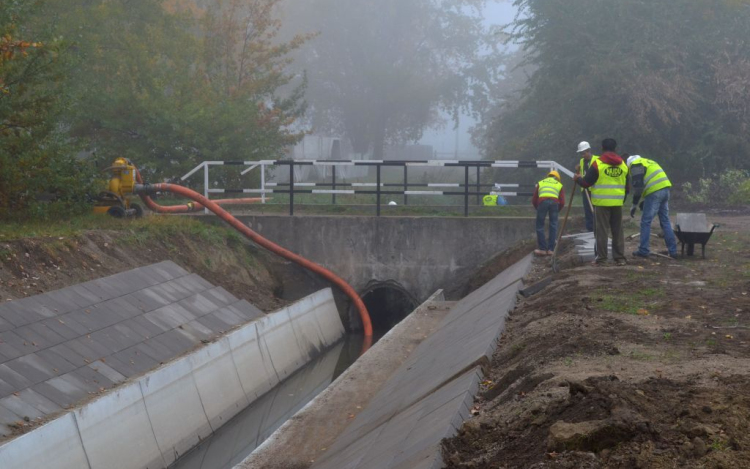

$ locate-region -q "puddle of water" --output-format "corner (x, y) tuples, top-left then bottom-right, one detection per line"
(169, 334), (366, 469)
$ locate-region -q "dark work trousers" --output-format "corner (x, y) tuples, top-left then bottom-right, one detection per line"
(582, 189), (594, 232)
(594, 206), (626, 263)
(535, 199), (559, 252)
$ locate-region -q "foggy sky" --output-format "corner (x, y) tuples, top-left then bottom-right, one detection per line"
(419, 1), (517, 158)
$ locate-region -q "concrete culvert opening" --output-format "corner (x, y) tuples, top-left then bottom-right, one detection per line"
(359, 281), (419, 334)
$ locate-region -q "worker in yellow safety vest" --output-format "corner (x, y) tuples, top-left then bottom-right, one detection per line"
(532, 171), (565, 256)
(627, 155), (678, 259)
(574, 141), (598, 232)
(573, 138), (629, 265)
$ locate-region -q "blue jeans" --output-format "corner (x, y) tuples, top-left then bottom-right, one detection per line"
(536, 199), (559, 251)
(582, 189), (594, 232)
(637, 188), (678, 256)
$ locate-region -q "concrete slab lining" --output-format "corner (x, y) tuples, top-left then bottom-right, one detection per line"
(0, 267), (344, 469)
(140, 356), (212, 466)
(75, 383), (165, 469)
(0, 413), (89, 469)
(190, 339), (250, 432)
(308, 254), (533, 469)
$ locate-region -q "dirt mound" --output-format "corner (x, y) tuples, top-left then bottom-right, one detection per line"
(0, 220), (330, 313)
(443, 215), (750, 468)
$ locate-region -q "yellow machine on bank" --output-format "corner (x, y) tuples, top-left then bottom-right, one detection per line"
(92, 157), (143, 218)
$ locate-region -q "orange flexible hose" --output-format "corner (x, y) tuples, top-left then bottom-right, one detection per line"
(143, 197), (265, 213)
(134, 177), (374, 345)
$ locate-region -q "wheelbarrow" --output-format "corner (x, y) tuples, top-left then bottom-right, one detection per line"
(674, 213), (717, 258)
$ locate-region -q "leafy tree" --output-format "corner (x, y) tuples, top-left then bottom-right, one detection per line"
(282, 0), (503, 158)
(0, 1), (96, 219)
(485, 0), (750, 180)
(38, 0), (309, 180)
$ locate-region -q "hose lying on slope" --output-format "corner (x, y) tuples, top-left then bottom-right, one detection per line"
(133, 176), (374, 348)
(143, 197), (265, 213)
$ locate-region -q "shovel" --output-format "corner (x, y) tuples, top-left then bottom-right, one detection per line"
(551, 178), (577, 273)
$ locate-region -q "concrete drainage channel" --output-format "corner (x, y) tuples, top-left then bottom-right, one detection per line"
(0, 285), (346, 469)
(239, 253), (534, 469)
(0, 252), (532, 469)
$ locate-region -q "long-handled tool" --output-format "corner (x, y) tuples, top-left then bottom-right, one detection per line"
(551, 178), (577, 273)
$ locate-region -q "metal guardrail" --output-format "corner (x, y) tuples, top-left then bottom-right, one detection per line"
(181, 159), (575, 217)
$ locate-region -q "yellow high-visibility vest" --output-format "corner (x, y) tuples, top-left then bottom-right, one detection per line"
(579, 155), (600, 176)
(640, 159), (672, 198)
(591, 161), (628, 207)
(483, 195), (498, 206)
(537, 177), (562, 199)
(579, 155), (599, 191)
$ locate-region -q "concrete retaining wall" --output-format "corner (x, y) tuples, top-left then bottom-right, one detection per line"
(235, 215), (533, 304)
(0, 289), (344, 469)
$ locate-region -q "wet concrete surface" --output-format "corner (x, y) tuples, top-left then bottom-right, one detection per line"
(239, 294), (454, 469)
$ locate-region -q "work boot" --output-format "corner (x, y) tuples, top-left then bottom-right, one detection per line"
(659, 250), (680, 259)
(631, 251), (649, 259)
(534, 249), (546, 257)
(546, 250), (554, 256)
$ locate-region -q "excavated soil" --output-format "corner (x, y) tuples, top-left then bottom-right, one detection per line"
(0, 228), (330, 312)
(443, 216), (750, 469)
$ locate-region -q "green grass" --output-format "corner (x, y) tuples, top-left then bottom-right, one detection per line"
(640, 287), (665, 298)
(598, 295), (641, 315)
(0, 213), (246, 247)
(710, 439), (729, 452)
(663, 332), (673, 341)
(628, 350), (654, 361)
(593, 287), (665, 316)
(625, 270), (658, 281)
(0, 214), (124, 240)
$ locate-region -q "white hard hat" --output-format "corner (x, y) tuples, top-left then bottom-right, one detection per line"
(626, 155), (642, 167)
(388, 201), (397, 206)
(577, 141), (591, 153)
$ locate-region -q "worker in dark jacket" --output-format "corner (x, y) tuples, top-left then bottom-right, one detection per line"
(532, 170), (565, 256)
(573, 138), (629, 265)
(627, 155), (679, 259)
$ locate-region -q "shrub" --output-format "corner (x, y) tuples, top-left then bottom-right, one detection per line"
(681, 169), (749, 206)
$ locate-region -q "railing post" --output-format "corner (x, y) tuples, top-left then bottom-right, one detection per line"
(376, 164), (381, 217)
(289, 163), (294, 216)
(332, 165), (337, 205)
(261, 163), (266, 204)
(403, 165), (408, 206)
(476, 166), (481, 205)
(464, 165), (469, 217)
(203, 163), (210, 215)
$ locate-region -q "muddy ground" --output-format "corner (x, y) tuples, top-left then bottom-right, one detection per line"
(444, 216), (750, 469)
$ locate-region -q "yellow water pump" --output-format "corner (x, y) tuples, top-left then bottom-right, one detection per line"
(92, 157), (143, 217)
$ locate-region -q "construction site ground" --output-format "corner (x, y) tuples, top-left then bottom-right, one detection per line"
(443, 215), (750, 469)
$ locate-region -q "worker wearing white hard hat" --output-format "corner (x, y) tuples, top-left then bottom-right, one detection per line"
(575, 141), (597, 232)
